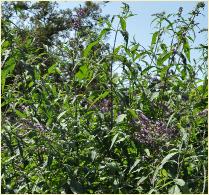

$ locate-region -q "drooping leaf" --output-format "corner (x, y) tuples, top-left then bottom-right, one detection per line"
(83, 40), (98, 57)
(166, 112), (176, 129)
(174, 178), (185, 187)
(183, 39), (190, 62)
(129, 159), (140, 173)
(157, 51), (172, 66)
(120, 30), (129, 48)
(109, 133), (119, 150)
(89, 91), (109, 108)
(152, 152), (178, 185)
(150, 91), (159, 101)
(1, 70), (7, 93)
(116, 114), (127, 123)
(91, 150), (97, 161)
(70, 179), (83, 194)
(57, 111), (67, 121)
(119, 17), (126, 31)
(15, 109), (27, 118)
(75, 71), (85, 80)
(168, 185), (181, 194)
(127, 109), (138, 119)
(160, 43), (168, 52)
(48, 64), (57, 74)
(144, 148), (151, 157)
(98, 28), (111, 39)
(137, 176), (148, 186)
(151, 31), (159, 46)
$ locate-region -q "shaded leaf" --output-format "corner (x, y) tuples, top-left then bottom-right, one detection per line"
(174, 178), (185, 187)
(168, 185), (181, 194)
(152, 152), (178, 184)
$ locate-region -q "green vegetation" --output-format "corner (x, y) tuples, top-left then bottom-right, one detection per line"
(1, 1), (208, 193)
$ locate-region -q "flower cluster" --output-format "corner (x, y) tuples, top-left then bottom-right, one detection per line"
(72, 8), (88, 30)
(21, 118), (46, 132)
(76, 8), (86, 17)
(178, 7), (183, 17)
(197, 108), (208, 117)
(196, 2), (205, 9)
(99, 99), (112, 113)
(72, 18), (81, 30)
(133, 111), (177, 147)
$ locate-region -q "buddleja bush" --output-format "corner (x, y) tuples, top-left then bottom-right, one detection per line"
(1, 2), (208, 194)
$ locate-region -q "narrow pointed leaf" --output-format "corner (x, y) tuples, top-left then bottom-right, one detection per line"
(129, 159), (140, 173)
(109, 133), (119, 150)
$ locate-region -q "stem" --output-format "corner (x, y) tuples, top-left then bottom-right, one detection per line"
(110, 23), (120, 129)
(150, 23), (162, 67)
(73, 30), (79, 165)
(202, 163), (206, 193)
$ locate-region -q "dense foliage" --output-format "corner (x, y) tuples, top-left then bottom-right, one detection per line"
(1, 1), (208, 194)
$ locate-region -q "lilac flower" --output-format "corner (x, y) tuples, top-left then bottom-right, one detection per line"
(76, 8), (86, 17)
(133, 111), (178, 147)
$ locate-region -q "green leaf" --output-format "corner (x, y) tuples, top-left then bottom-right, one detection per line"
(75, 71), (85, 80)
(48, 64), (57, 74)
(83, 40), (98, 57)
(150, 91), (159, 101)
(110, 133), (119, 150)
(28, 81), (34, 88)
(160, 43), (167, 52)
(137, 176), (148, 186)
(70, 179), (83, 194)
(91, 151), (97, 161)
(57, 111), (67, 121)
(127, 109), (138, 119)
(116, 114), (127, 123)
(166, 112), (176, 129)
(174, 179), (185, 187)
(183, 39), (190, 62)
(5, 154), (19, 164)
(75, 65), (89, 80)
(89, 91), (109, 108)
(114, 45), (122, 55)
(98, 28), (111, 39)
(168, 185), (181, 194)
(161, 169), (168, 177)
(129, 159), (140, 173)
(144, 148), (151, 157)
(47, 155), (53, 168)
(15, 109), (27, 118)
(152, 152), (178, 185)
(120, 30), (129, 48)
(131, 44), (139, 52)
(157, 52), (172, 66)
(1, 70), (7, 93)
(3, 57), (16, 73)
(119, 17), (126, 31)
(80, 65), (88, 76)
(151, 32), (159, 46)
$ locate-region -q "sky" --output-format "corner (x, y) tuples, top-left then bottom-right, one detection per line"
(58, 1), (208, 47)
(58, 1), (208, 78)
